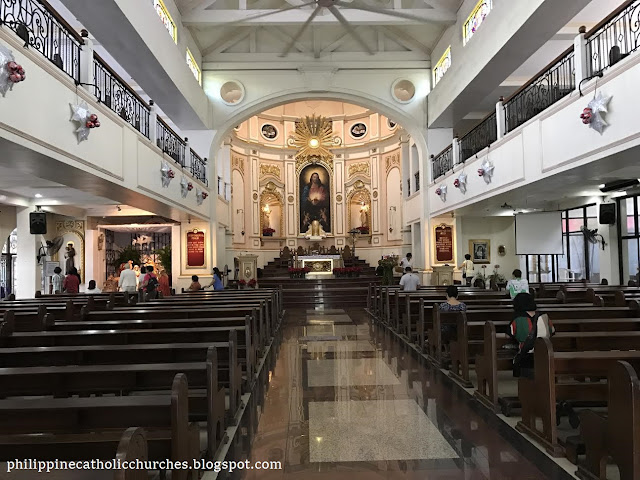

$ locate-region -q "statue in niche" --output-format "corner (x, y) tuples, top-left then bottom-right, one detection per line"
(360, 206), (369, 228)
(304, 220), (327, 240)
(263, 205), (271, 229)
(64, 242), (76, 274)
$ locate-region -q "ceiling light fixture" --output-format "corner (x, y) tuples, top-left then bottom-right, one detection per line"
(35, 193), (43, 198)
(308, 138), (320, 148)
(600, 179), (639, 193)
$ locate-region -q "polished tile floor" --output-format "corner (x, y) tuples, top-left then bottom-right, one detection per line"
(245, 308), (576, 480)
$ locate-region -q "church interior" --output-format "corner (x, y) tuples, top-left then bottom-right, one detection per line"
(1, 0), (640, 479)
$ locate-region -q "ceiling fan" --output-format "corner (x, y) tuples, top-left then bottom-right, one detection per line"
(227, 0), (449, 57)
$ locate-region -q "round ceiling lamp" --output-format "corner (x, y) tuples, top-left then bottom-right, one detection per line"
(308, 138), (320, 148)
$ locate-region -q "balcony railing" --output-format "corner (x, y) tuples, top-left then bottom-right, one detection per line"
(407, 179), (411, 197)
(504, 49), (575, 134)
(189, 149), (207, 185)
(157, 118), (186, 167)
(459, 112), (497, 163)
(414, 172), (420, 192)
(431, 145), (453, 181)
(586, 0), (640, 75)
(0, 0), (82, 81)
(93, 54), (150, 138)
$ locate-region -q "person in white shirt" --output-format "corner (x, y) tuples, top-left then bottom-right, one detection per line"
(118, 263), (138, 295)
(51, 266), (64, 294)
(460, 254), (475, 286)
(399, 253), (413, 270)
(507, 269), (529, 299)
(85, 280), (102, 294)
(399, 267), (421, 291)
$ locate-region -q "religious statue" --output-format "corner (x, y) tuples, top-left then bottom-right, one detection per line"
(263, 204), (271, 229)
(64, 242), (76, 274)
(360, 205), (369, 228)
(304, 220), (327, 240)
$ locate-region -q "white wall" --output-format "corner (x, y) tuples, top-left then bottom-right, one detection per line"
(458, 216), (519, 277)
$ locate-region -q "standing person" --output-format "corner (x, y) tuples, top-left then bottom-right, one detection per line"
(63, 267), (80, 294)
(399, 267), (421, 291)
(158, 269), (171, 297)
(508, 293), (555, 378)
(141, 266), (158, 301)
(460, 254), (475, 287)
(506, 269), (529, 299)
(51, 266), (64, 294)
(119, 263), (137, 297)
(188, 275), (202, 291)
(399, 253), (413, 270)
(85, 280), (101, 294)
(206, 267), (225, 291)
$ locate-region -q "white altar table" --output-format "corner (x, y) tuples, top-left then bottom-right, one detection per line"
(297, 255), (343, 274)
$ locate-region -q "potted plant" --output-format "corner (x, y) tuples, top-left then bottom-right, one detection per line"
(238, 279), (247, 289)
(248, 278), (257, 289)
(262, 227), (276, 237)
(378, 256), (398, 285)
(489, 264), (507, 290)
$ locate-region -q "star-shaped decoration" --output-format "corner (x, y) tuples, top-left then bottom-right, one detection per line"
(180, 176), (189, 198)
(161, 161), (172, 188)
(69, 102), (93, 143)
(196, 188), (204, 206)
(438, 184), (447, 202)
(0, 45), (16, 97)
(455, 172), (468, 194)
(479, 159), (494, 184)
(586, 91), (612, 135)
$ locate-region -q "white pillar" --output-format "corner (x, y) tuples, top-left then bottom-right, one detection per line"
(496, 97), (506, 140)
(149, 101), (158, 145)
(171, 225), (181, 291)
(84, 229), (105, 288)
(79, 30), (95, 93)
(15, 207), (40, 299)
(574, 26), (588, 87)
(452, 137), (461, 165)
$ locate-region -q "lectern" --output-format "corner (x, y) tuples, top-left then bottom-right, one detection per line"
(432, 265), (454, 286)
(238, 254), (258, 284)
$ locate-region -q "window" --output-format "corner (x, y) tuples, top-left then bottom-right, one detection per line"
(186, 48), (201, 85)
(618, 195), (640, 284)
(433, 46), (451, 86)
(154, 0), (177, 43)
(463, 0), (493, 45)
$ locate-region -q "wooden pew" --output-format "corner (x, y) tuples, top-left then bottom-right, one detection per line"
(0, 373), (199, 480)
(577, 361), (640, 480)
(516, 338), (640, 456)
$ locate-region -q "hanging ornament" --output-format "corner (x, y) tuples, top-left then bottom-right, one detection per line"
(161, 161), (174, 188)
(196, 188), (204, 205)
(180, 176), (189, 198)
(435, 184), (447, 202)
(201, 191), (208, 200)
(581, 91), (612, 135)
(478, 159), (494, 184)
(0, 45), (26, 97)
(454, 172), (467, 194)
(69, 102), (100, 143)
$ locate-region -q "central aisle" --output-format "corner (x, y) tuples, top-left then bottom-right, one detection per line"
(246, 308), (574, 480)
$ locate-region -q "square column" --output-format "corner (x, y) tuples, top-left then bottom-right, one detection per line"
(15, 207), (40, 298)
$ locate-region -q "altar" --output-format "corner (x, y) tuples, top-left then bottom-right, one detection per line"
(297, 254), (342, 275)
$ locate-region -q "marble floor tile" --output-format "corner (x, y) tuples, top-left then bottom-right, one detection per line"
(306, 314), (353, 324)
(306, 308), (346, 314)
(304, 340), (376, 354)
(303, 324), (369, 338)
(308, 399), (458, 462)
(306, 357), (400, 387)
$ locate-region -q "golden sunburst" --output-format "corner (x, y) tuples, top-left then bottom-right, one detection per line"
(289, 115), (335, 161)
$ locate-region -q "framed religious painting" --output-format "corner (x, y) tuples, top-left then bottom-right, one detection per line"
(469, 239), (490, 264)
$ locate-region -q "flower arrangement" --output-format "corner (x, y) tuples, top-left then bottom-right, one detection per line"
(489, 264), (506, 286)
(263, 227), (276, 236)
(248, 278), (257, 288)
(288, 267), (310, 278)
(238, 279), (246, 287)
(333, 267), (362, 277)
(355, 226), (369, 234)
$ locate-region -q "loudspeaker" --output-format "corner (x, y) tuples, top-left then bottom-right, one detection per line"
(599, 203), (616, 225)
(29, 212), (47, 234)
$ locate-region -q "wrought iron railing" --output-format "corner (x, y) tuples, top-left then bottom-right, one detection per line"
(586, 0), (640, 75)
(459, 112), (497, 163)
(414, 171), (420, 192)
(0, 0), (82, 81)
(189, 149), (207, 185)
(504, 48), (575, 133)
(93, 54), (150, 138)
(407, 179), (411, 197)
(217, 176), (223, 195)
(431, 145), (453, 181)
(157, 118), (186, 166)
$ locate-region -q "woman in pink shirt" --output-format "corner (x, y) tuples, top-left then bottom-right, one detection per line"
(63, 267), (81, 293)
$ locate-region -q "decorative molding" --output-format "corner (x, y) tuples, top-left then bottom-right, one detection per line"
(348, 161), (370, 178)
(232, 155), (245, 174)
(287, 195), (294, 203)
(373, 190), (379, 199)
(259, 163), (281, 179)
(336, 194), (343, 203)
(385, 152), (401, 173)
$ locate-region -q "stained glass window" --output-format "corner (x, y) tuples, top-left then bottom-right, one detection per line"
(186, 48), (201, 85)
(463, 0), (492, 45)
(153, 0), (177, 44)
(433, 46), (451, 86)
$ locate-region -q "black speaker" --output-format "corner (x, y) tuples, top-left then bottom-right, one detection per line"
(29, 212), (47, 234)
(599, 203), (616, 225)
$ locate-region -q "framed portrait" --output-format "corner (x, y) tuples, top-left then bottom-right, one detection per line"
(299, 163), (331, 234)
(260, 123), (278, 140)
(469, 239), (490, 264)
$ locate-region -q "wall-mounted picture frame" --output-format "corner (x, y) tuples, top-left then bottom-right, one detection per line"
(349, 122), (367, 139)
(469, 239), (490, 264)
(260, 123), (278, 140)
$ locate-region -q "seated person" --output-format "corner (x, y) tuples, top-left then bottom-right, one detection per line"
(399, 267), (420, 291)
(85, 280), (101, 294)
(438, 285), (467, 311)
(506, 269), (529, 299)
(508, 293), (555, 378)
(188, 275), (202, 291)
